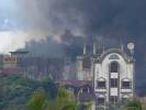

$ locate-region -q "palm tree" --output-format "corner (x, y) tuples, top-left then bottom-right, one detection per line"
(47, 87), (80, 110)
(27, 87), (81, 110)
(55, 87), (79, 110)
(27, 89), (47, 110)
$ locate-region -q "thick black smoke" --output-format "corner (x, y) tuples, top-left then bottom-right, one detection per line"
(23, 37), (64, 58)
(20, 0), (146, 95)
(21, 30), (84, 59)
(51, 0), (146, 96)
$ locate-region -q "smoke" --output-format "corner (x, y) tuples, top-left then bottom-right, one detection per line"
(23, 36), (65, 58)
(2, 0), (146, 41)
(1, 0), (146, 94)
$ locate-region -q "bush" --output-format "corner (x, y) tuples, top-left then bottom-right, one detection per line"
(125, 100), (142, 110)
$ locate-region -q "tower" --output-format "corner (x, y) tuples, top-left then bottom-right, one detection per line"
(76, 42), (92, 81)
(93, 41), (96, 55)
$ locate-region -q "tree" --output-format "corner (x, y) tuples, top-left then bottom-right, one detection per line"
(47, 87), (80, 110)
(125, 99), (142, 110)
(27, 89), (47, 110)
(27, 87), (80, 110)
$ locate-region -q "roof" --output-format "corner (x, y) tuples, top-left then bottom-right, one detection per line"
(2, 67), (22, 74)
(57, 80), (92, 87)
(9, 51), (29, 55)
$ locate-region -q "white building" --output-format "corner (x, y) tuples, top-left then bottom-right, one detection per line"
(76, 42), (135, 109)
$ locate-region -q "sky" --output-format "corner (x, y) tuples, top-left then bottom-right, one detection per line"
(0, 0), (146, 94)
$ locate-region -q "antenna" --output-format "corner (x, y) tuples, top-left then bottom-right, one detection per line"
(93, 40), (96, 55)
(96, 37), (104, 55)
(83, 43), (86, 55)
(101, 38), (105, 52)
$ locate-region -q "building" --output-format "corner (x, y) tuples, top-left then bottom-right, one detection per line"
(76, 42), (135, 109)
(63, 57), (77, 80)
(76, 43), (93, 81)
(2, 55), (22, 75)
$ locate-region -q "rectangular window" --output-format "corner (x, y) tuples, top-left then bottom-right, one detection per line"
(83, 57), (91, 69)
(110, 62), (118, 72)
(122, 81), (131, 89)
(110, 79), (118, 87)
(122, 98), (128, 103)
(110, 96), (118, 103)
(97, 81), (106, 88)
(98, 98), (105, 105)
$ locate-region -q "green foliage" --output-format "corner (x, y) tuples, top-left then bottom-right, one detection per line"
(0, 75), (57, 110)
(28, 87), (80, 110)
(41, 77), (58, 99)
(46, 87), (80, 110)
(27, 89), (47, 110)
(125, 99), (142, 110)
(0, 75), (36, 110)
(0, 75), (81, 110)
(141, 103), (146, 110)
(85, 101), (94, 110)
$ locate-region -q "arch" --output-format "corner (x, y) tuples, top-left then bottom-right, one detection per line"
(98, 94), (105, 98)
(122, 95), (130, 98)
(122, 78), (131, 82)
(109, 54), (120, 60)
(99, 48), (130, 63)
(97, 77), (106, 82)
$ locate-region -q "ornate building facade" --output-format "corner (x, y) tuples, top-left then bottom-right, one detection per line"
(76, 42), (135, 109)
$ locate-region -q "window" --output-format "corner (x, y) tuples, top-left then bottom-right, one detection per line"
(98, 98), (105, 105)
(97, 78), (106, 89)
(122, 81), (131, 89)
(110, 62), (119, 72)
(110, 78), (118, 87)
(109, 54), (120, 60)
(97, 81), (106, 88)
(83, 57), (91, 69)
(122, 95), (129, 103)
(122, 98), (128, 103)
(110, 96), (118, 103)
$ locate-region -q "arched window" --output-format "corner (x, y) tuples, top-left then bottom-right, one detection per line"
(110, 61), (119, 72)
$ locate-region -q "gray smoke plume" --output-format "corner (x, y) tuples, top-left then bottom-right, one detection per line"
(1, 0), (146, 95)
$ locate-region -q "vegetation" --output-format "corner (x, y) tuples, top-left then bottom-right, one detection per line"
(27, 87), (80, 110)
(1, 74), (144, 110)
(27, 89), (47, 110)
(0, 74), (57, 110)
(125, 100), (142, 110)
(0, 74), (80, 110)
